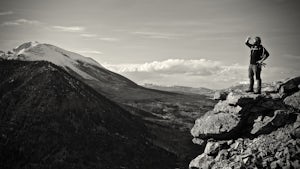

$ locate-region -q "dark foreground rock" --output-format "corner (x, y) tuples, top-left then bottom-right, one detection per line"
(190, 76), (300, 169)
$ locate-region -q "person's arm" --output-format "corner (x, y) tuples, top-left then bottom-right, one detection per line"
(259, 47), (270, 63)
(245, 36), (252, 48)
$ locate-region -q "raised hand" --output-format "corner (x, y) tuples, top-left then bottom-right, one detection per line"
(246, 36), (251, 42)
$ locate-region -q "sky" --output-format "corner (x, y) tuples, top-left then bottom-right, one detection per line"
(0, 0), (299, 89)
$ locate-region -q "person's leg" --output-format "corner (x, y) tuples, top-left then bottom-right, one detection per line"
(246, 65), (254, 92)
(254, 65), (262, 94)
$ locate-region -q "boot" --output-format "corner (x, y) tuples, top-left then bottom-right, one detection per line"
(246, 89), (254, 93)
(254, 79), (262, 94)
(254, 90), (261, 94)
(246, 78), (254, 92)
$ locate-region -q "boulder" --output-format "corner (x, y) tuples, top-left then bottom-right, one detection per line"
(0, 51), (5, 60)
(213, 91), (228, 100)
(293, 114), (300, 129)
(226, 92), (261, 106)
(274, 81), (284, 91)
(278, 76), (300, 95)
(251, 110), (291, 135)
(192, 138), (205, 146)
(270, 161), (279, 169)
(230, 138), (244, 151)
(189, 153), (214, 169)
(213, 101), (242, 114)
(215, 149), (229, 161)
(191, 111), (241, 139)
(0, 50), (5, 57)
(284, 91), (300, 110)
(262, 86), (277, 93)
(204, 141), (220, 156)
(291, 160), (300, 169)
(190, 77), (300, 169)
(211, 161), (242, 169)
(290, 115), (300, 138)
(291, 128), (300, 138)
(269, 93), (283, 100)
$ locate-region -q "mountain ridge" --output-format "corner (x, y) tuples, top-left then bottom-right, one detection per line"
(0, 42), (217, 168)
(0, 59), (177, 169)
(1, 41), (181, 103)
(143, 83), (214, 96)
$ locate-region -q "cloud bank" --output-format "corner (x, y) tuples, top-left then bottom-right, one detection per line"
(106, 59), (223, 75)
(0, 11), (13, 16)
(52, 26), (85, 32)
(131, 31), (183, 39)
(103, 58), (300, 89)
(1, 19), (40, 26)
(103, 59), (249, 88)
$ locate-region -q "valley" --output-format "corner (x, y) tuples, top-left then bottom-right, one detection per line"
(0, 42), (216, 168)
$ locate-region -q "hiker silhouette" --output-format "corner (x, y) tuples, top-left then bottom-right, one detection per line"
(245, 36), (270, 94)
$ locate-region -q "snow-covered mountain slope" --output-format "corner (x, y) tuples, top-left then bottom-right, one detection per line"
(6, 41), (103, 80)
(3, 42), (179, 102)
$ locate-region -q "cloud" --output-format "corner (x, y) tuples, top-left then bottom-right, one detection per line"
(144, 21), (212, 27)
(80, 34), (119, 41)
(80, 33), (98, 37)
(104, 59), (240, 76)
(131, 31), (184, 39)
(52, 26), (85, 32)
(98, 37), (120, 42)
(103, 59), (248, 89)
(0, 11), (13, 16)
(1, 19), (40, 26)
(104, 59), (300, 89)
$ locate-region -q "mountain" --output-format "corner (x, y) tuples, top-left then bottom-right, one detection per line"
(189, 76), (300, 169)
(1, 42), (216, 167)
(2, 41), (179, 102)
(143, 84), (214, 97)
(0, 60), (176, 169)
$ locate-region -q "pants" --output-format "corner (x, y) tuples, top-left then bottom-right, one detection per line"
(248, 64), (261, 91)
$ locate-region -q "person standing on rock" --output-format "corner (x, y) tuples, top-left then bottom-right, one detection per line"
(245, 36), (270, 94)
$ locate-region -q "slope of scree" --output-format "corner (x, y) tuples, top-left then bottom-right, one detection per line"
(0, 60), (176, 169)
(189, 76), (300, 169)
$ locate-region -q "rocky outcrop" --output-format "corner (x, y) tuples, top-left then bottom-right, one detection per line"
(190, 76), (300, 169)
(278, 76), (300, 95)
(213, 91), (228, 100)
(251, 110), (291, 135)
(284, 91), (300, 110)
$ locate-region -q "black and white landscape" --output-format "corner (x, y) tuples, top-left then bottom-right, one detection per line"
(1, 0), (300, 169)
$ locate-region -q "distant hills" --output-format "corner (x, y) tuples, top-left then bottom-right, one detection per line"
(143, 83), (214, 97)
(0, 60), (176, 169)
(0, 42), (216, 168)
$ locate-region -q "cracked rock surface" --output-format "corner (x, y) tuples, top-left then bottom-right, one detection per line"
(190, 76), (300, 169)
